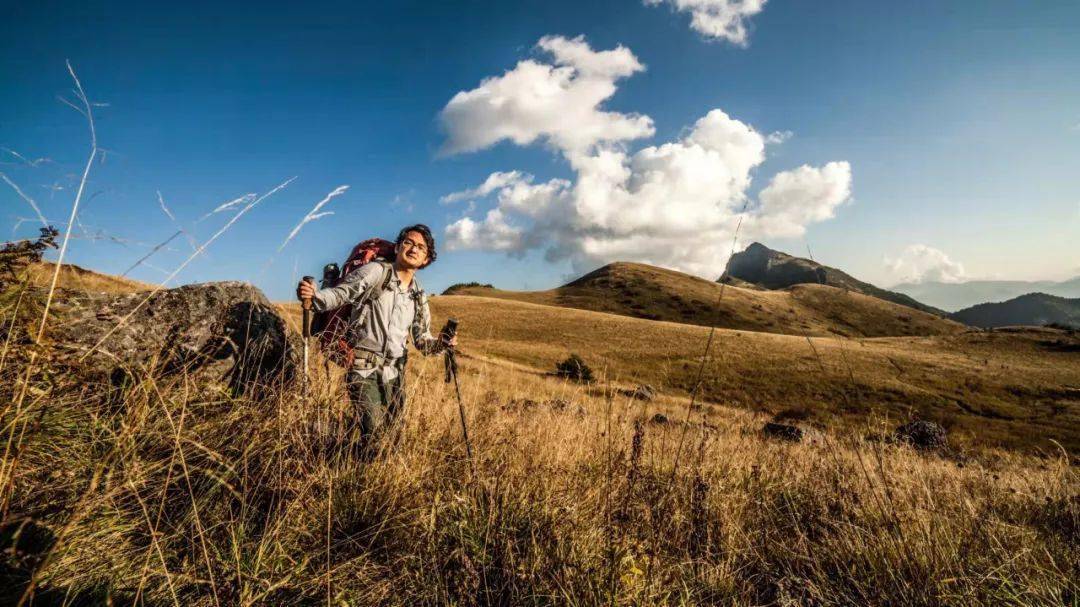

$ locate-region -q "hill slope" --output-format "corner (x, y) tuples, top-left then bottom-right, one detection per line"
(10, 269), (1078, 605)
(447, 261), (964, 338)
(418, 295), (1080, 454)
(950, 292), (1080, 328)
(26, 261), (156, 294)
(893, 277), (1080, 312)
(23, 260), (1078, 453)
(722, 242), (945, 315)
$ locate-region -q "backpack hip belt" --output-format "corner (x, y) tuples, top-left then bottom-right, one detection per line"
(354, 348), (398, 369)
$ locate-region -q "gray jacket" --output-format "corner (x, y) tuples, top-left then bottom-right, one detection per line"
(312, 261), (441, 378)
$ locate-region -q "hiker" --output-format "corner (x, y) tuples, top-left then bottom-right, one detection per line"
(296, 224), (456, 455)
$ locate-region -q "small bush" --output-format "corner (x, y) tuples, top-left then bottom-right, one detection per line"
(441, 281), (494, 295)
(555, 353), (594, 383)
(0, 226), (58, 284)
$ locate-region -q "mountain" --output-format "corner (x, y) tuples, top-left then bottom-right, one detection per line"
(445, 261), (964, 338)
(892, 277), (1080, 313)
(720, 242), (945, 316)
(949, 293), (1080, 329)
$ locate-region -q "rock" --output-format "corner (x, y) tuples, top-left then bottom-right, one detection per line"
(763, 422), (803, 442)
(629, 384), (656, 401)
(721, 242), (944, 316)
(504, 398), (539, 411)
(545, 398), (570, 411)
(48, 281), (298, 396)
(893, 420), (948, 450)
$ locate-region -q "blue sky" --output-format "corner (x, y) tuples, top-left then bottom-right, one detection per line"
(2, 0), (1078, 300)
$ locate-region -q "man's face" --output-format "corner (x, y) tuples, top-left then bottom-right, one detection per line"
(396, 230), (430, 269)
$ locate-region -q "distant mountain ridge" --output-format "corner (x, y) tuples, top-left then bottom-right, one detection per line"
(447, 260), (964, 338)
(720, 242), (945, 316)
(892, 277), (1080, 312)
(949, 293), (1080, 329)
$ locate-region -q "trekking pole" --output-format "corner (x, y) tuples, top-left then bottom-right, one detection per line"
(301, 276), (315, 386)
(441, 319), (474, 470)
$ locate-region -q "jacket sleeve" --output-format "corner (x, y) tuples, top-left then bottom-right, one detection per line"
(411, 293), (444, 355)
(311, 263), (381, 312)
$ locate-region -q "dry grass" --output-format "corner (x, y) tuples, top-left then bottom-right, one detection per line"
(1, 265), (1076, 605)
(446, 261), (965, 338)
(399, 295), (1078, 455)
(26, 262), (155, 294)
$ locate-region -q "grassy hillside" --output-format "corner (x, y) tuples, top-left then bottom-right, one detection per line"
(3, 262), (1077, 605)
(279, 293), (1080, 455)
(25, 261), (156, 294)
(447, 261), (964, 338)
(2, 283), (1074, 605)
(951, 292), (1080, 329)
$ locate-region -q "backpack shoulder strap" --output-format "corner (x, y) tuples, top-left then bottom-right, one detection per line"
(377, 261), (394, 293)
(358, 260), (394, 303)
(410, 274), (425, 298)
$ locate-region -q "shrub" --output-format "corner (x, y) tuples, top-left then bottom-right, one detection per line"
(442, 281), (494, 295)
(0, 226), (58, 284)
(555, 353), (594, 383)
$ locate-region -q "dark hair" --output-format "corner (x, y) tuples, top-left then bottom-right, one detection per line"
(395, 223), (437, 268)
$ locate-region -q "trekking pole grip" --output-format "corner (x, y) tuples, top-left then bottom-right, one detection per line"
(301, 276), (315, 339)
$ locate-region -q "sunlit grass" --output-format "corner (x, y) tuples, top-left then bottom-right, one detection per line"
(2, 265), (1076, 605)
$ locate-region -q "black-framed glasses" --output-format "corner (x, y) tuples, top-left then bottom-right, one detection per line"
(401, 239), (428, 253)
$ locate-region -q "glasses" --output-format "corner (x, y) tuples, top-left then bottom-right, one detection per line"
(400, 239), (428, 253)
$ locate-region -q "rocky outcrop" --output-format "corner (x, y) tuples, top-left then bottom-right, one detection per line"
(763, 422), (803, 442)
(721, 242), (944, 316)
(48, 281), (299, 396)
(628, 384), (656, 401)
(893, 420), (948, 451)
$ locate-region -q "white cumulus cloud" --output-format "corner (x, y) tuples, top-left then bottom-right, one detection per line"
(645, 0), (767, 46)
(752, 162), (852, 237)
(440, 36), (852, 277)
(884, 245), (967, 284)
(438, 35), (653, 156)
(440, 171), (527, 204)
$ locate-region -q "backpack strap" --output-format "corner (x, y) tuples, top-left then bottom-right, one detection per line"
(358, 260), (395, 304)
(347, 261), (395, 333)
(378, 261), (394, 293)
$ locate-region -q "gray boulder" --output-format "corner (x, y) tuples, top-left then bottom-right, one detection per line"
(629, 384), (656, 401)
(48, 281), (298, 396)
(763, 422), (803, 442)
(893, 420), (948, 451)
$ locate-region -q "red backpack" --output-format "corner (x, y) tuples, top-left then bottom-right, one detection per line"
(312, 238), (396, 367)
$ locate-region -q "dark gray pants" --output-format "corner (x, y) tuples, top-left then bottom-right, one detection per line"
(345, 368), (404, 458)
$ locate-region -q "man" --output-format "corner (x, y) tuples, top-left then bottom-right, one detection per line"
(296, 224), (455, 455)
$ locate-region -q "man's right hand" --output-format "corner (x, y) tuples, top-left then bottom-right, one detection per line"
(296, 279), (316, 302)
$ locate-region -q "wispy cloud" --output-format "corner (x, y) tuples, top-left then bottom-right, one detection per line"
(391, 191), (416, 214)
(766, 130), (793, 145)
(884, 244), (967, 284)
(645, 0), (767, 46)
